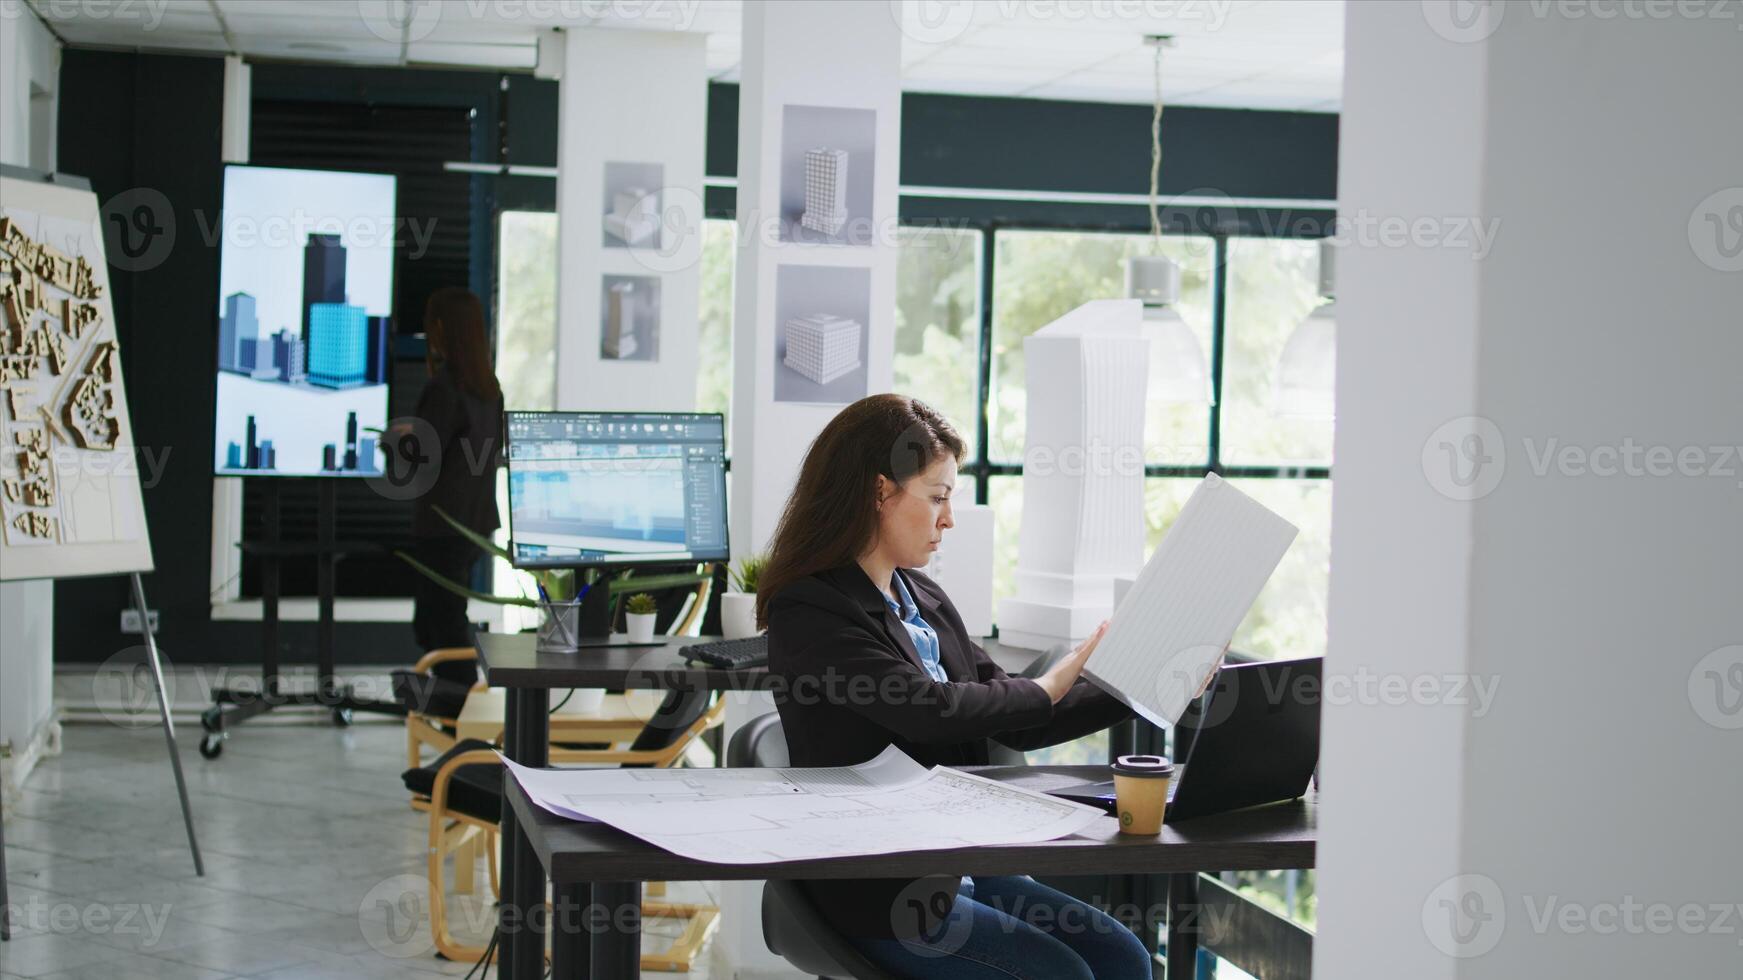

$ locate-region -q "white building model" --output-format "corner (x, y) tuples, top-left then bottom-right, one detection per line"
(800, 147), (849, 235)
(603, 280), (639, 359)
(604, 187), (659, 247)
(782, 313), (861, 385)
(997, 299), (1152, 650)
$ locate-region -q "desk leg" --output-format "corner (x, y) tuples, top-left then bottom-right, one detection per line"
(552, 881), (592, 976)
(500, 687), (549, 980)
(592, 881), (640, 979)
(1167, 872), (1200, 980)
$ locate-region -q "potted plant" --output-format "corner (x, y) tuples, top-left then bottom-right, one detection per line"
(720, 553), (766, 639)
(624, 593), (659, 643)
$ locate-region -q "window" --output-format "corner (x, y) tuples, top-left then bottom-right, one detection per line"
(990, 230), (1215, 467)
(695, 219), (737, 433)
(894, 225), (983, 457)
(1221, 238), (1334, 467)
(496, 210), (559, 412)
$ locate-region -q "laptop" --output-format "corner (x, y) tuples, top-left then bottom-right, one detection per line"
(1046, 656), (1322, 824)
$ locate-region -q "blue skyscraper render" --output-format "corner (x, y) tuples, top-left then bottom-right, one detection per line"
(307, 303), (369, 387)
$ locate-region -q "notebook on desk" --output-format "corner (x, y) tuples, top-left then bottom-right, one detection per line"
(1082, 474), (1299, 729)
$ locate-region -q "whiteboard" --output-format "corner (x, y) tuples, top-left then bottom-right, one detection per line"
(0, 173), (153, 581)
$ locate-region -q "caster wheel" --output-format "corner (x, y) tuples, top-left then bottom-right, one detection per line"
(199, 733), (224, 759)
(332, 707), (354, 727)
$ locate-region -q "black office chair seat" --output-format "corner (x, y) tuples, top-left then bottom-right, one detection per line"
(726, 712), (903, 980)
(402, 738), (503, 823)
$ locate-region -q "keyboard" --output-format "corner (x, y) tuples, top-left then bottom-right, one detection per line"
(683, 635), (769, 669)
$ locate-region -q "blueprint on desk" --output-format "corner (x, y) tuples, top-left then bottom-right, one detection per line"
(502, 744), (1106, 864)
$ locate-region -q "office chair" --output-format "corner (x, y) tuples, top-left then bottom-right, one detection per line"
(726, 712), (904, 980)
(403, 686), (726, 968)
(984, 641), (1074, 766)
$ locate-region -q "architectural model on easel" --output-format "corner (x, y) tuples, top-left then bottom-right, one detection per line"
(800, 147), (849, 235)
(782, 313), (861, 385)
(0, 174), (152, 580)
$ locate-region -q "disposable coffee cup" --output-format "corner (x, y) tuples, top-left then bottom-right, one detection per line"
(1111, 754), (1175, 835)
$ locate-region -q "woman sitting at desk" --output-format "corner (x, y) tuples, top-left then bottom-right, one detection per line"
(759, 394), (1152, 980)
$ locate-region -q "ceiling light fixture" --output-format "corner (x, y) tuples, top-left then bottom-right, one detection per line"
(1126, 34), (1212, 406)
(1274, 240), (1337, 420)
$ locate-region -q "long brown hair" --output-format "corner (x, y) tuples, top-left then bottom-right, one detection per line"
(423, 287), (502, 402)
(755, 394), (966, 628)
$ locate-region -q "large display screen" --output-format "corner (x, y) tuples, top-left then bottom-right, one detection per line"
(505, 412), (731, 569)
(212, 165), (395, 478)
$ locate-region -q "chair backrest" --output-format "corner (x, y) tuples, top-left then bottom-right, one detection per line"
(622, 688), (716, 766)
(725, 710), (790, 768)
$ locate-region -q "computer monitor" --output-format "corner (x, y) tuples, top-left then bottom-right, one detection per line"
(504, 411), (731, 570)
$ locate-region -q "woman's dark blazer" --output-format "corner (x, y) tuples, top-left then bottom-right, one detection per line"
(765, 563), (1134, 941)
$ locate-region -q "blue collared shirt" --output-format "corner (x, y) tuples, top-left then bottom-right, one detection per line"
(884, 572), (949, 683)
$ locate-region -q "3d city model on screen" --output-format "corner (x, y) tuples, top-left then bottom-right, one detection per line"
(212, 165), (396, 478)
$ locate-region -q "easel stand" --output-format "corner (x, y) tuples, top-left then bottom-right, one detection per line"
(130, 571), (205, 876)
(199, 479), (404, 759)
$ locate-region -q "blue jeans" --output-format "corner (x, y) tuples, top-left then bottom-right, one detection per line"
(845, 875), (1153, 980)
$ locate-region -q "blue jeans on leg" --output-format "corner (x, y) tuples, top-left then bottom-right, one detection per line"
(845, 875), (1153, 980)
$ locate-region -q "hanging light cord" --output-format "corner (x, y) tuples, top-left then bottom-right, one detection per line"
(1148, 38), (1165, 247)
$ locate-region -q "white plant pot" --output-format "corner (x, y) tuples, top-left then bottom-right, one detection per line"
(625, 612), (657, 644)
(720, 591), (758, 639)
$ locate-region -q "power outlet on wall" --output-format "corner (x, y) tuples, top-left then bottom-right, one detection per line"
(120, 609), (160, 634)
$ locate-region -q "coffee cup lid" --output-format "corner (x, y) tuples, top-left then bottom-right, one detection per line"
(1112, 754), (1174, 777)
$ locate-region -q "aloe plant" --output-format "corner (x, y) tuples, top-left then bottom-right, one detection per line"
(729, 553), (767, 594)
(625, 593), (658, 616)
(395, 505), (714, 612)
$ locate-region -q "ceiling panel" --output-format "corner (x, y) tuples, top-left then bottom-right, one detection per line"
(33, 0), (1343, 112)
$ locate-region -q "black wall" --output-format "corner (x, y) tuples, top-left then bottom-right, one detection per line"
(52, 58), (1336, 667)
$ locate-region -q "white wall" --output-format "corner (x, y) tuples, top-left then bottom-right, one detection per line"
(1319, 4), (1743, 977)
(0, 0), (62, 781)
(553, 29), (707, 413)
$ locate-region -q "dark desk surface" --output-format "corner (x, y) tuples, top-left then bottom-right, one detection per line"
(506, 763), (1316, 883)
(475, 631), (1044, 690)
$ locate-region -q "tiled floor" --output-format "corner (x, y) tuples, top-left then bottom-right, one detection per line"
(1, 720), (725, 979)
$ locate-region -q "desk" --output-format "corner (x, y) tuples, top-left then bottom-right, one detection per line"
(477, 631), (1074, 979)
(507, 763), (1317, 979)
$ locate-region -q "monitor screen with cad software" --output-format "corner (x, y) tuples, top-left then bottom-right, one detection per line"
(505, 411), (731, 569)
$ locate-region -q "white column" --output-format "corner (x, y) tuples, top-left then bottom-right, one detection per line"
(553, 28), (707, 412)
(0, 2), (60, 793)
(728, 0), (902, 556)
(1319, 4), (1743, 978)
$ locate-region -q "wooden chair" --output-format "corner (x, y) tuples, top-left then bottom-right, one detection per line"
(396, 647), (484, 769)
(405, 686), (728, 969)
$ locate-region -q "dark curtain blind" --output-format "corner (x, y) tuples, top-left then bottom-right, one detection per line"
(240, 99), (478, 598)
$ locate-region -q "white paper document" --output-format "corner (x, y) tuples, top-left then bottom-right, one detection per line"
(1083, 474), (1299, 728)
(503, 744), (1107, 865)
